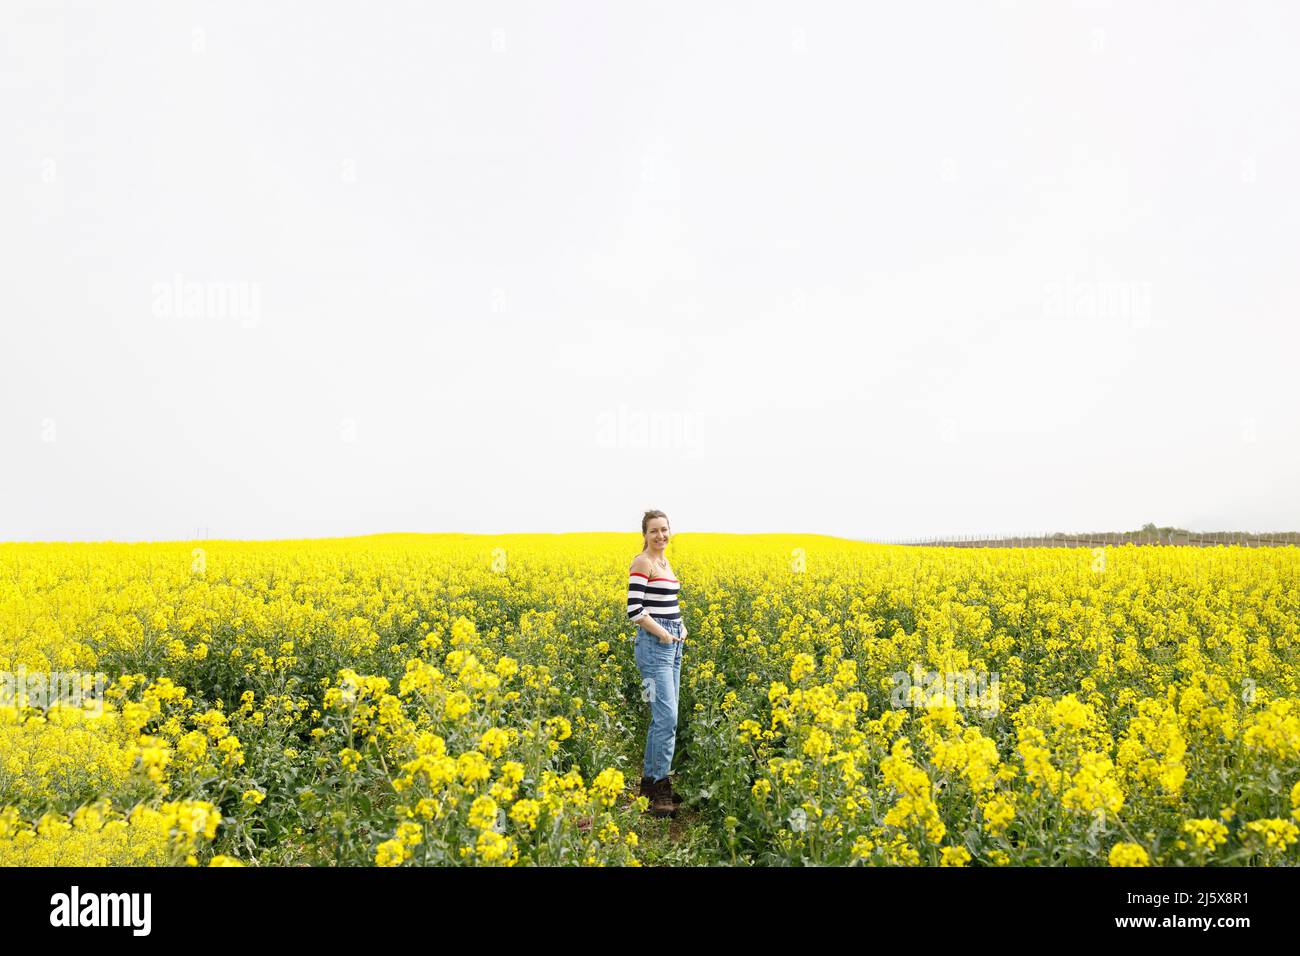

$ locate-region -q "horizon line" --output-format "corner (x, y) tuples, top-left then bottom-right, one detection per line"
(2, 527), (1298, 546)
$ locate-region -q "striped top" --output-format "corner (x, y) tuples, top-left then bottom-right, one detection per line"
(626, 570), (681, 623)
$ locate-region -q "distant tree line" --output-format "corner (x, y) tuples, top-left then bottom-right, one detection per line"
(886, 525), (1298, 548)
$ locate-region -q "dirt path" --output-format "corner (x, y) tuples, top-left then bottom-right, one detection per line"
(617, 782), (719, 866)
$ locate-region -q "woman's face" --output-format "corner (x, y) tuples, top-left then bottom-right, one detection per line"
(645, 518), (670, 549)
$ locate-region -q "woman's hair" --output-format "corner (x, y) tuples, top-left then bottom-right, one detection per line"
(641, 510), (669, 534)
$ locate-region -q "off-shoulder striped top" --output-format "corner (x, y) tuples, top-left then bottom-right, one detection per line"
(626, 570), (681, 623)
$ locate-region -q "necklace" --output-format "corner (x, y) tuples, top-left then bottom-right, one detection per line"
(649, 553), (668, 574)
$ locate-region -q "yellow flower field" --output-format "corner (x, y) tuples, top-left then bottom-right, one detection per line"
(2, 534), (1297, 866)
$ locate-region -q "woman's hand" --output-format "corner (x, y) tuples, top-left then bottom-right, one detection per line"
(639, 616), (675, 644)
(656, 622), (685, 645)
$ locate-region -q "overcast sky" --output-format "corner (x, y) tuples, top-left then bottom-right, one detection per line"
(3, 1), (1298, 542)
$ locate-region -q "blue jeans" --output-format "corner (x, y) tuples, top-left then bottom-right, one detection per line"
(633, 617), (683, 781)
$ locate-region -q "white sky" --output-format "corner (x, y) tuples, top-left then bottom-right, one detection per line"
(3, 1), (1298, 542)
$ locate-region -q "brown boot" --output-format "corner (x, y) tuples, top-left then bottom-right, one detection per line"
(647, 777), (676, 818)
(643, 774), (683, 805)
(666, 775), (684, 805)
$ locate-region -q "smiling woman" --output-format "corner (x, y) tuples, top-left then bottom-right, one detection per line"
(626, 509), (687, 818)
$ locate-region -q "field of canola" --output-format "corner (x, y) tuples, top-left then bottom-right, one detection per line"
(2, 533), (1299, 867)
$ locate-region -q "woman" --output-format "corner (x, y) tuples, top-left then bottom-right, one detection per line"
(626, 509), (687, 817)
